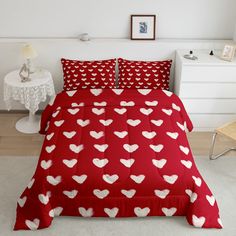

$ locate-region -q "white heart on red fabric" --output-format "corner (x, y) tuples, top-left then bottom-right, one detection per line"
(103, 174), (119, 184)
(46, 176), (62, 186)
(93, 158), (109, 168)
(185, 189), (198, 203)
(54, 120), (64, 127)
(163, 90), (172, 97)
(120, 101), (135, 106)
(121, 189), (136, 198)
(104, 208), (119, 218)
(90, 131), (104, 139)
(120, 158), (135, 168)
(25, 218), (40, 230)
(151, 119), (163, 127)
(27, 178), (35, 189)
(154, 189), (170, 199)
(166, 132), (179, 140)
(138, 89), (151, 95)
(52, 110), (60, 118)
(114, 108), (127, 115)
(66, 90), (77, 97)
(63, 159), (77, 168)
(192, 176), (202, 187)
(93, 189), (109, 199)
(179, 146), (189, 155)
(112, 89), (124, 95)
(77, 119), (90, 127)
(18, 196), (27, 207)
(94, 144), (108, 152)
(177, 122), (185, 131)
(94, 102), (107, 106)
(150, 144), (164, 153)
(152, 159), (167, 169)
(99, 119), (113, 126)
(114, 131), (128, 139)
(49, 207), (63, 217)
(123, 144), (139, 153)
(68, 108), (80, 115)
(142, 131), (156, 139)
(46, 133), (54, 141)
(206, 195), (215, 206)
(45, 145), (56, 153)
(140, 108), (153, 115)
(162, 109), (172, 116)
(40, 160), (52, 170)
(38, 194), (49, 205)
(181, 160), (192, 169)
(72, 175), (87, 184)
(134, 207), (150, 217)
(163, 175), (178, 184)
(92, 108), (105, 115)
(79, 207), (93, 217)
(172, 103), (181, 111)
(63, 190), (78, 199)
(63, 131), (76, 139)
(90, 89), (103, 96)
(192, 215), (205, 228)
(127, 119), (141, 127)
(162, 207), (177, 216)
(69, 144), (84, 154)
(145, 101), (158, 106)
(130, 174), (145, 184)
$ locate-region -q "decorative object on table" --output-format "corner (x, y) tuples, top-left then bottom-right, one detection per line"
(130, 15), (156, 40)
(22, 44), (38, 74)
(184, 50), (198, 60)
(19, 63), (30, 82)
(3, 69), (55, 134)
(209, 121), (236, 160)
(209, 50), (214, 56)
(221, 44), (236, 62)
(80, 33), (90, 41)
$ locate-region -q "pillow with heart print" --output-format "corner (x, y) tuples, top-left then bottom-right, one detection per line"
(61, 58), (116, 90)
(118, 58), (172, 90)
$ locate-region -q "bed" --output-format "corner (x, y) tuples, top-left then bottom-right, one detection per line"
(14, 88), (222, 230)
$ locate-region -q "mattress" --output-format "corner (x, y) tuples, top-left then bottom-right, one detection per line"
(14, 89), (222, 230)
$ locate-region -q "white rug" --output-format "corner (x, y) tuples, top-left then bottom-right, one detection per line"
(0, 156), (235, 236)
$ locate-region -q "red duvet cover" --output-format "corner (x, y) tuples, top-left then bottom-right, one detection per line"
(14, 89), (222, 230)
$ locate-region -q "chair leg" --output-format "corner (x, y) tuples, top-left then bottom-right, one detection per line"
(209, 132), (236, 160)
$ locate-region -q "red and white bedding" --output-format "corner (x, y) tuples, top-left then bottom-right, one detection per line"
(14, 89), (222, 230)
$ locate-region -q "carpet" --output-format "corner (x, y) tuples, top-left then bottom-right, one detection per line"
(0, 155), (235, 236)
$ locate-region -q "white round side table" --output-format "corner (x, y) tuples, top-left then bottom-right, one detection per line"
(3, 69), (55, 134)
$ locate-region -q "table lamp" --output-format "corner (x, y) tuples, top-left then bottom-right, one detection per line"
(22, 44), (38, 73)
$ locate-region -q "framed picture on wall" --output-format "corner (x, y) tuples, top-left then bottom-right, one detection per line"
(131, 15), (156, 40)
(221, 44), (236, 62)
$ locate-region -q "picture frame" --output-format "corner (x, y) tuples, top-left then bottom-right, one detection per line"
(131, 15), (156, 40)
(221, 44), (236, 62)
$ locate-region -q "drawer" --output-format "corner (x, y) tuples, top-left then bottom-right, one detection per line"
(189, 114), (236, 130)
(181, 66), (236, 82)
(179, 83), (236, 98)
(182, 99), (236, 114)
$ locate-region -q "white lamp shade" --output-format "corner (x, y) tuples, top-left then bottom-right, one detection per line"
(22, 44), (38, 59)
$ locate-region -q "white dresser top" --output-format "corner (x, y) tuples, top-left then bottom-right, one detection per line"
(176, 49), (236, 66)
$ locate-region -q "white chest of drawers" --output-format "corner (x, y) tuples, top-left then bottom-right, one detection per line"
(174, 50), (236, 131)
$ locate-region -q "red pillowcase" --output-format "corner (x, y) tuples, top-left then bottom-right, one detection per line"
(118, 58), (172, 90)
(61, 58), (116, 90)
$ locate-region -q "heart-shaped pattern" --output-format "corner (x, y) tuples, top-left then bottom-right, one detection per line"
(69, 144), (84, 153)
(63, 159), (77, 168)
(38, 194), (49, 205)
(150, 144), (164, 153)
(206, 195), (215, 206)
(127, 119), (141, 127)
(121, 189), (136, 198)
(123, 144), (139, 153)
(152, 159), (167, 169)
(130, 175), (145, 184)
(99, 119), (113, 126)
(93, 189), (109, 199)
(94, 144), (108, 152)
(49, 207), (63, 217)
(54, 120), (64, 127)
(77, 119), (90, 127)
(140, 108), (153, 115)
(103, 174), (119, 184)
(134, 207), (150, 217)
(68, 108), (80, 115)
(120, 159), (135, 168)
(154, 189), (170, 199)
(25, 218), (40, 230)
(27, 178), (35, 189)
(63, 131), (76, 139)
(166, 132), (179, 140)
(181, 160), (192, 169)
(90, 131), (104, 139)
(104, 207), (119, 217)
(72, 175), (87, 184)
(151, 119), (163, 127)
(163, 175), (178, 184)
(40, 160), (52, 170)
(192, 176), (202, 187)
(45, 145), (56, 153)
(162, 207), (177, 216)
(114, 108), (126, 115)
(79, 207), (94, 217)
(179, 145), (189, 155)
(92, 108), (105, 115)
(18, 196), (27, 207)
(63, 190), (78, 199)
(46, 176), (61, 186)
(114, 131), (128, 138)
(192, 215), (205, 228)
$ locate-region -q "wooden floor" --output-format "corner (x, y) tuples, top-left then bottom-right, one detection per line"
(0, 113), (236, 156)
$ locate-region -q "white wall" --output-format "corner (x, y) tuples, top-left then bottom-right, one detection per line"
(0, 0), (235, 39)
